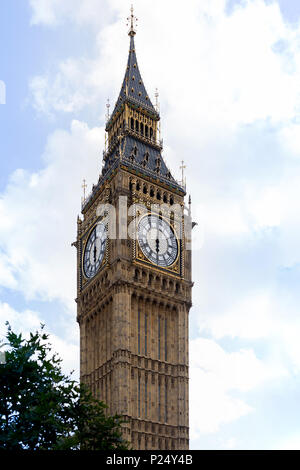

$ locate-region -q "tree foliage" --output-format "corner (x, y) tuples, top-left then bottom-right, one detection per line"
(0, 323), (128, 450)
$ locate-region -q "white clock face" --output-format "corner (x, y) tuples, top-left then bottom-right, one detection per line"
(83, 223), (107, 278)
(137, 214), (178, 267)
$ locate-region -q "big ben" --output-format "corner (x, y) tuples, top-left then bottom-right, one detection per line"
(75, 8), (192, 450)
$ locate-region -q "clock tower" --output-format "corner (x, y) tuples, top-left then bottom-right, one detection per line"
(75, 9), (192, 450)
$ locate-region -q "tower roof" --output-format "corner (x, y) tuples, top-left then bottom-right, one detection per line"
(81, 11), (186, 212)
(107, 35), (159, 129)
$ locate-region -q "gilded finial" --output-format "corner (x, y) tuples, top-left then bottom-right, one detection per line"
(127, 4), (138, 37)
(180, 161), (186, 188)
(155, 88), (160, 112)
(82, 179), (87, 202)
(106, 98), (110, 122)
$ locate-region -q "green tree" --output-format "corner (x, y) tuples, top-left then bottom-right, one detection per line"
(0, 323), (128, 450)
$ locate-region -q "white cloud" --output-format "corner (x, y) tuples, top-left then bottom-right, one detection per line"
(189, 337), (286, 437)
(279, 123), (300, 157)
(0, 120), (103, 308)
(29, 0), (117, 27)
(277, 435), (300, 450)
(0, 302), (79, 377)
(0, 302), (42, 336)
(28, 0), (300, 129)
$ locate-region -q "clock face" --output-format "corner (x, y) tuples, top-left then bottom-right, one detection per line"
(137, 214), (179, 267)
(83, 223), (107, 279)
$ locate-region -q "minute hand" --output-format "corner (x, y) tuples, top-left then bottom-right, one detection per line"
(156, 224), (160, 264)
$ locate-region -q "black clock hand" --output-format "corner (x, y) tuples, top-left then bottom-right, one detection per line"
(156, 222), (160, 264)
(93, 244), (97, 264)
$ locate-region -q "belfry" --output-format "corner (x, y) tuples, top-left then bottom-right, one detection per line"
(75, 8), (192, 450)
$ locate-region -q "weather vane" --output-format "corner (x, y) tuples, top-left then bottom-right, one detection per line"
(127, 4), (138, 36)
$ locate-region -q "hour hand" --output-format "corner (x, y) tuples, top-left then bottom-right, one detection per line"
(156, 237), (160, 254)
(93, 244), (97, 263)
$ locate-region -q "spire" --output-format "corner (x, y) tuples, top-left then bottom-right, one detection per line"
(107, 8), (159, 128)
(92, 7), (186, 210)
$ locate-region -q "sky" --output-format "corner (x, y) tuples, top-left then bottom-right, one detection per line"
(1, 0), (300, 450)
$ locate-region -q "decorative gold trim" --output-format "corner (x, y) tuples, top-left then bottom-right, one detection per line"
(135, 212), (181, 271)
(133, 257), (181, 279)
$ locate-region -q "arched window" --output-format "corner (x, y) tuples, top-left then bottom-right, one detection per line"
(145, 125), (149, 138)
(131, 117), (134, 130)
(140, 123), (144, 135)
(135, 120), (139, 132)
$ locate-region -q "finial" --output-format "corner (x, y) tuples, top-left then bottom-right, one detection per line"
(106, 98), (110, 122)
(82, 179), (87, 202)
(180, 161), (186, 188)
(127, 4), (138, 37)
(155, 88), (160, 112)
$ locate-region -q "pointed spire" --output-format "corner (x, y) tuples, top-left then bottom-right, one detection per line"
(107, 8), (159, 128)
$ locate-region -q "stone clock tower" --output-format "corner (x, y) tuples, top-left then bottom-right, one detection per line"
(75, 10), (192, 450)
